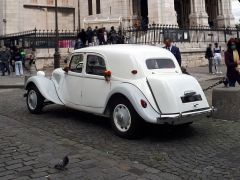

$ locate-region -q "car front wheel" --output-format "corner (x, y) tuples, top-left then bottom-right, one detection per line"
(26, 85), (44, 114)
(111, 98), (143, 139)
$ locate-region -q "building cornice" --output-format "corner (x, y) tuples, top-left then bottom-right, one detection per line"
(23, 4), (75, 10)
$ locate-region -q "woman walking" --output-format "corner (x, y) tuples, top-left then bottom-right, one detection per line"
(225, 38), (240, 87)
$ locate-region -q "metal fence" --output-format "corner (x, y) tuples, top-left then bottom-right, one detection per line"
(124, 24), (240, 45)
(0, 29), (78, 49)
(1, 25), (239, 48)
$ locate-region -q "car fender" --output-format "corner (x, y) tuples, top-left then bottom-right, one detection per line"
(25, 76), (64, 105)
(105, 82), (160, 124)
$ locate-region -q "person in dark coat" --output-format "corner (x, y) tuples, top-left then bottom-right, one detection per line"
(163, 38), (182, 66)
(86, 27), (94, 46)
(98, 28), (104, 45)
(74, 38), (83, 50)
(77, 29), (87, 47)
(109, 26), (118, 44)
(205, 44), (214, 74)
(0, 46), (11, 76)
(225, 38), (240, 87)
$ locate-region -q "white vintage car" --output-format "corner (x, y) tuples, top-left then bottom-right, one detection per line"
(25, 45), (214, 138)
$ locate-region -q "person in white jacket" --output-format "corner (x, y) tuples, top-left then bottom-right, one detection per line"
(213, 43), (222, 74)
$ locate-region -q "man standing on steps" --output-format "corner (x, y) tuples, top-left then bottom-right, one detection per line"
(163, 38), (182, 67)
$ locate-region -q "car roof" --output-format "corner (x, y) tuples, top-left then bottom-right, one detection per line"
(73, 44), (173, 58)
(73, 45), (181, 79)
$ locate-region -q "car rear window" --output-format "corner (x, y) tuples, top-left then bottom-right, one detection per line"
(146, 59), (175, 69)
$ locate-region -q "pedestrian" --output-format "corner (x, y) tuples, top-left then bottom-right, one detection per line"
(109, 26), (118, 44)
(14, 48), (24, 77)
(20, 47), (26, 68)
(0, 47), (3, 74)
(141, 16), (149, 31)
(0, 46), (11, 76)
(205, 44), (214, 74)
(103, 28), (108, 45)
(236, 38), (240, 51)
(78, 29), (87, 47)
(93, 26), (99, 46)
(163, 38), (182, 66)
(213, 42), (222, 74)
(86, 27), (94, 46)
(98, 28), (104, 45)
(224, 38), (240, 87)
(74, 38), (83, 50)
(117, 28), (125, 44)
(9, 47), (15, 72)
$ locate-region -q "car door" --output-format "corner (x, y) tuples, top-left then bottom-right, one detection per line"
(60, 53), (85, 106)
(82, 54), (110, 109)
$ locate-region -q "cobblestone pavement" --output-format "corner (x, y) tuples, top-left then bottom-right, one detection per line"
(0, 80), (240, 179)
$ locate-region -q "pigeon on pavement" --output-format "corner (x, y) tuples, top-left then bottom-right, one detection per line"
(54, 156), (69, 170)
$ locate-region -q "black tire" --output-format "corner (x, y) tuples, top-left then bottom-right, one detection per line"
(110, 97), (143, 139)
(26, 85), (45, 114)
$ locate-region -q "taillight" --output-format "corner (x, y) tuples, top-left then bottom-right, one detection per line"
(141, 99), (147, 108)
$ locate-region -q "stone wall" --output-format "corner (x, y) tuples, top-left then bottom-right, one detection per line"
(34, 48), (72, 70)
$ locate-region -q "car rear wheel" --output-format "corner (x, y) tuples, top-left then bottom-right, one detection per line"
(111, 98), (143, 139)
(27, 85), (44, 114)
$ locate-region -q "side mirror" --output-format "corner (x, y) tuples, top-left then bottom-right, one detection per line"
(104, 70), (112, 82)
(64, 59), (68, 64)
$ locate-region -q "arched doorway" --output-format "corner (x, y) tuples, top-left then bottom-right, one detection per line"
(205, 0), (218, 27)
(132, 0), (148, 28)
(132, 0), (148, 18)
(174, 0), (191, 28)
(140, 0), (148, 18)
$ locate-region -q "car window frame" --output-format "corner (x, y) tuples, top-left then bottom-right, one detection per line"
(85, 53), (107, 77)
(69, 53), (85, 74)
(146, 58), (176, 70)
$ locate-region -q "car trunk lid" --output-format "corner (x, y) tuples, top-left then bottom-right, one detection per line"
(147, 73), (209, 114)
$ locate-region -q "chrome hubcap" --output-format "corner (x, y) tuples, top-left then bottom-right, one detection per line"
(28, 90), (37, 110)
(113, 104), (131, 132)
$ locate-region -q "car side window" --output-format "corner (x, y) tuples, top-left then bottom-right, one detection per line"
(86, 55), (106, 76)
(70, 54), (84, 73)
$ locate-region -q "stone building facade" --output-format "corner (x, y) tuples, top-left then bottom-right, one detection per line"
(0, 0), (78, 36)
(0, 0), (236, 36)
(82, 0), (235, 29)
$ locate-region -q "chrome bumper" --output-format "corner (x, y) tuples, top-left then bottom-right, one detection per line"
(157, 106), (216, 124)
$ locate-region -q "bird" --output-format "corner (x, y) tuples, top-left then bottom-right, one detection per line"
(54, 156), (69, 170)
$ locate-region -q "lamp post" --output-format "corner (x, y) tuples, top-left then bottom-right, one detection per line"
(78, 0), (81, 31)
(54, 0), (60, 69)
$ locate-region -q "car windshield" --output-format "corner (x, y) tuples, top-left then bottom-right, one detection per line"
(146, 59), (175, 69)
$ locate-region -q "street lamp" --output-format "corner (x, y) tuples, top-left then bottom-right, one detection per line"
(78, 0), (81, 30)
(54, 0), (60, 69)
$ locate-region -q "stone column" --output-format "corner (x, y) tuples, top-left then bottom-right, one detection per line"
(148, 0), (178, 25)
(189, 0), (209, 26)
(216, 0), (235, 27)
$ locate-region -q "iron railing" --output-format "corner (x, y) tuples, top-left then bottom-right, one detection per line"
(1, 25), (239, 48)
(124, 24), (240, 44)
(0, 28), (78, 49)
